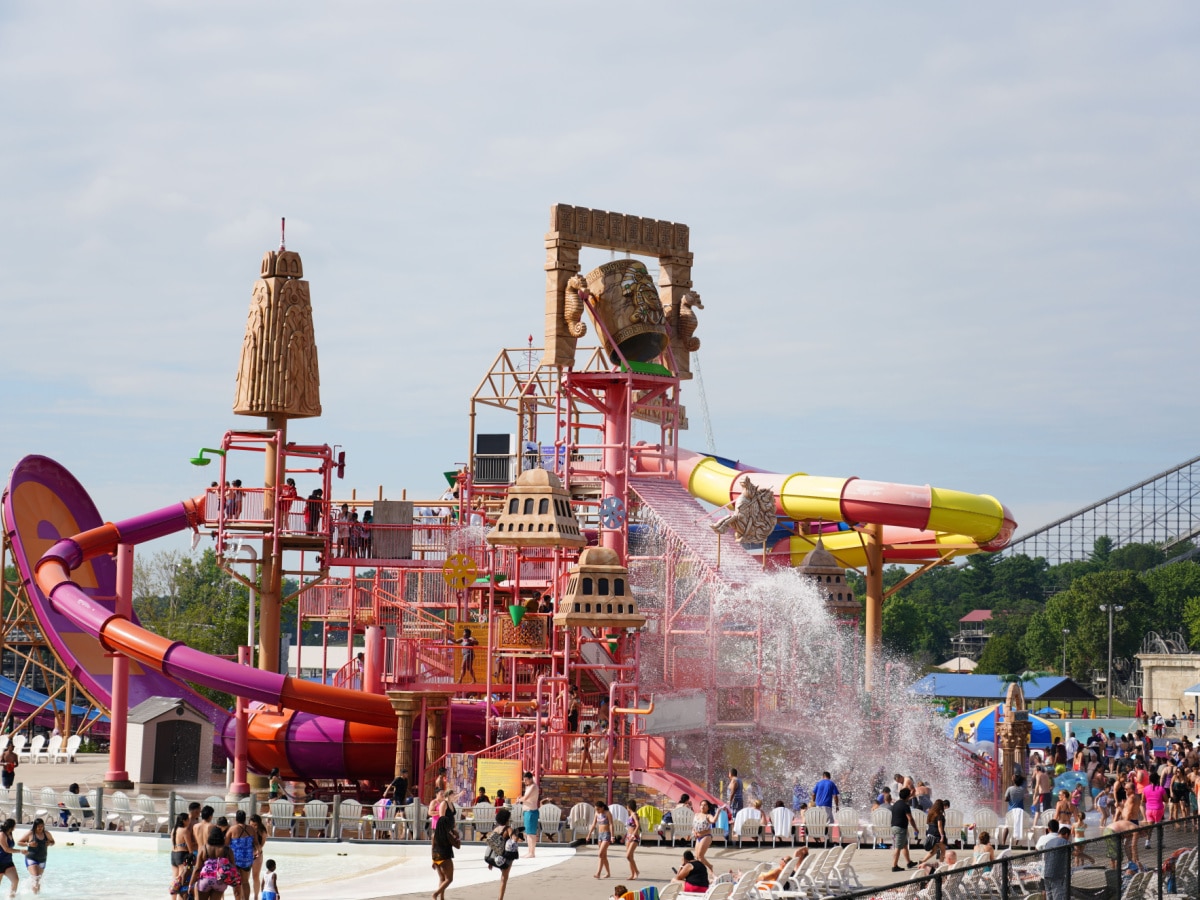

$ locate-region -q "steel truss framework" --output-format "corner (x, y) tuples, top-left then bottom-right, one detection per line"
(1003, 455), (1200, 565)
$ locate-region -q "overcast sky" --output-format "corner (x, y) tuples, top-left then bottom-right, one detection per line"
(1, 2), (1197, 553)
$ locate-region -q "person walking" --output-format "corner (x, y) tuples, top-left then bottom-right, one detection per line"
(17, 818), (51, 895)
(0, 743), (16, 791)
(430, 815), (460, 900)
(726, 768), (744, 819)
(0, 819), (24, 898)
(586, 800), (613, 879)
(691, 800), (717, 873)
(890, 788), (919, 872)
(624, 805), (641, 880)
(812, 771), (840, 825)
(484, 808), (517, 900)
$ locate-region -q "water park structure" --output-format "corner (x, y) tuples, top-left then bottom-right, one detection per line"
(1, 204), (1017, 807)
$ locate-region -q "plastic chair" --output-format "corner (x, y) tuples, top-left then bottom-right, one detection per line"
(106, 791), (133, 829)
(870, 807), (894, 848)
(669, 806), (694, 846)
(769, 807), (794, 846)
(266, 799), (295, 837)
(134, 795), (168, 832)
(568, 802), (594, 841)
(834, 808), (860, 846)
(301, 799), (329, 837)
(538, 801), (563, 841)
(337, 798), (364, 838)
(732, 808), (762, 846)
(56, 735), (82, 764)
(607, 804), (629, 839)
(803, 807), (831, 847)
(10, 736), (26, 760)
(470, 802), (496, 840)
(19, 735), (43, 764)
(39, 735), (60, 763)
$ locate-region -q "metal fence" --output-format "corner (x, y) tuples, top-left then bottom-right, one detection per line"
(826, 815), (1200, 900)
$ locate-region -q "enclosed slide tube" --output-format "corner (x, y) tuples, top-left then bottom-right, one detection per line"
(5, 455), (404, 779)
(653, 448), (1015, 567)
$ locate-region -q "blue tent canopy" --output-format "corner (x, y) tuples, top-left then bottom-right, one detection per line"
(911, 674), (1096, 702)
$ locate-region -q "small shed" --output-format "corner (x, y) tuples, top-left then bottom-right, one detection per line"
(127, 696), (214, 785)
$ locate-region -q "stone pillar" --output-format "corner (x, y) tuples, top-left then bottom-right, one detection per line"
(543, 233), (583, 367)
(387, 692), (422, 780)
(996, 683), (1032, 795)
(426, 707), (446, 771)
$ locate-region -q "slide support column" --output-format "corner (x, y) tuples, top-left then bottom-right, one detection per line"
(863, 523), (884, 694)
(104, 543), (134, 789)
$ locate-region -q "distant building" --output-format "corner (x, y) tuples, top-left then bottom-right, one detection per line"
(798, 540), (862, 627)
(951, 610), (993, 661)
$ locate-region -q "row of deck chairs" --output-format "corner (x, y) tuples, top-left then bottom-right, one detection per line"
(888, 850), (1046, 900)
(0, 734), (83, 765)
(867, 806), (1060, 851)
(750, 846), (865, 898)
(0, 786), (165, 830)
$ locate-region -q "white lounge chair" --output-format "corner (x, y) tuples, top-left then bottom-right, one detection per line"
(300, 799), (329, 837)
(607, 803), (629, 840)
(19, 735), (43, 765)
(834, 807), (860, 846)
(538, 802), (563, 841)
(106, 791), (133, 830)
(870, 806), (894, 848)
(470, 802), (496, 840)
(732, 808), (762, 846)
(38, 735), (59, 764)
(803, 807), (831, 847)
(10, 736), (26, 761)
(944, 808), (964, 846)
(669, 805), (694, 846)
(769, 806), (794, 846)
(134, 795), (168, 832)
(56, 735), (82, 764)
(335, 798), (363, 838)
(266, 798), (296, 837)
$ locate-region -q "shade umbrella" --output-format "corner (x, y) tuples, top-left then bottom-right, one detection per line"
(1035, 707), (1067, 718)
(945, 704), (1064, 747)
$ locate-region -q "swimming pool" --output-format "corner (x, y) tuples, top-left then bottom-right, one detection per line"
(28, 833), (409, 899)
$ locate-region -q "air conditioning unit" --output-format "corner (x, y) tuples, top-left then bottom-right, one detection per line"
(474, 434), (516, 484)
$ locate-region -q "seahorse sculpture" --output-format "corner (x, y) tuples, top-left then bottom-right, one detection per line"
(711, 476), (777, 544)
(563, 273), (589, 338)
(677, 290), (703, 352)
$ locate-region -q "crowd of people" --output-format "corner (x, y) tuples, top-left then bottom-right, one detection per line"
(169, 801), (279, 900)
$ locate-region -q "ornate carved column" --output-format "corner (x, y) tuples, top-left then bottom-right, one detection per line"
(387, 691), (422, 779)
(996, 682), (1032, 795)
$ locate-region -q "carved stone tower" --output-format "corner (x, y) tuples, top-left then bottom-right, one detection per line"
(996, 681), (1032, 794)
(233, 249), (321, 418)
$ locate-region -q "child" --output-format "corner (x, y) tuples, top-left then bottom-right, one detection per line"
(1097, 784), (1111, 826)
(587, 801), (613, 879)
(1071, 783), (1085, 812)
(1072, 810), (1095, 865)
(611, 886), (633, 900)
(624, 806), (641, 879)
(262, 858), (280, 900)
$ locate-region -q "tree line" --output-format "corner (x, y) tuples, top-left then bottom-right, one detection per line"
(852, 538), (1200, 680)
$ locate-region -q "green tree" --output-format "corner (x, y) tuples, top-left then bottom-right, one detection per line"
(882, 597), (925, 655)
(1141, 562), (1200, 636)
(1109, 543), (1166, 572)
(1091, 536), (1115, 567)
(1183, 597), (1200, 649)
(974, 633), (1024, 675)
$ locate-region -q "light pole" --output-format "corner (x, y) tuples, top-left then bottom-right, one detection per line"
(1100, 604), (1125, 717)
(1061, 628), (1070, 677)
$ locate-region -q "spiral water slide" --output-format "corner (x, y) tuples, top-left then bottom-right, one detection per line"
(662, 448), (1016, 565)
(4, 455), (398, 779)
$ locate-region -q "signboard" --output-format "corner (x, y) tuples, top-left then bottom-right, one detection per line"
(475, 758), (523, 802)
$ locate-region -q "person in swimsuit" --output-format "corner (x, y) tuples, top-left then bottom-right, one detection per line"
(587, 801), (613, 879)
(248, 814), (267, 900)
(691, 800), (716, 873)
(168, 813), (192, 887)
(0, 819), (24, 898)
(226, 810), (255, 900)
(17, 818), (50, 895)
(430, 815), (460, 900)
(624, 806), (641, 879)
(672, 849), (710, 894)
(456, 629), (478, 683)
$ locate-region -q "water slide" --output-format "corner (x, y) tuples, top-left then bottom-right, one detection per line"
(4, 455), (400, 779)
(644, 448), (1016, 567)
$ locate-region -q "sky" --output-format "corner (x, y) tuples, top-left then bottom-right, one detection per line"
(1, 2), (1197, 555)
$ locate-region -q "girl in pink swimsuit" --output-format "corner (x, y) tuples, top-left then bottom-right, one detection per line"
(1143, 772), (1168, 824)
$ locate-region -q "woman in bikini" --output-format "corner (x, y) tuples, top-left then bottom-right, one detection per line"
(691, 800), (717, 873)
(169, 812), (192, 887)
(624, 805), (641, 879)
(586, 801), (613, 879)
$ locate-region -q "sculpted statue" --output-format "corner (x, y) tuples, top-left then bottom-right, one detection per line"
(676, 290), (703, 352)
(563, 273), (589, 338)
(711, 477), (777, 544)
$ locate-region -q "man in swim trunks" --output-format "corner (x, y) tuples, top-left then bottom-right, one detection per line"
(518, 771), (540, 858)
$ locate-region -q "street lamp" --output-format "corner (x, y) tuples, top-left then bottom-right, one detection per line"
(1100, 604), (1125, 717)
(1061, 628), (1070, 677)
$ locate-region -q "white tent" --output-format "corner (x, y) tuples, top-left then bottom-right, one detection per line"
(936, 657), (978, 673)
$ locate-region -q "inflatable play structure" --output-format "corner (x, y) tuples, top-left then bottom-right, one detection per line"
(2, 205), (1014, 799)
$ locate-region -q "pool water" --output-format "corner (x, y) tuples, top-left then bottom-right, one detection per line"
(23, 838), (407, 899)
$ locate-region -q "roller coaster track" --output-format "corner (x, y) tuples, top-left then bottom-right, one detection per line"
(1003, 454), (1200, 564)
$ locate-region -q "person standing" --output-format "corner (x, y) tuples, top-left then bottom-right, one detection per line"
(0, 742), (16, 790)
(1040, 824), (1071, 900)
(0, 819), (24, 897)
(518, 771), (540, 858)
(889, 788), (918, 872)
(812, 771), (840, 824)
(624, 805), (641, 880)
(567, 686), (581, 733)
(727, 768), (744, 819)
(586, 801), (613, 879)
